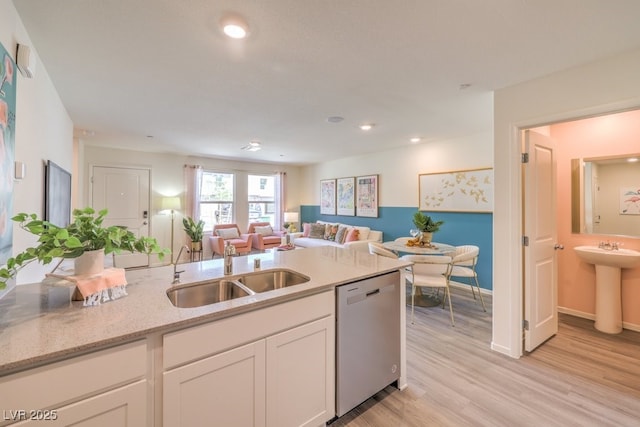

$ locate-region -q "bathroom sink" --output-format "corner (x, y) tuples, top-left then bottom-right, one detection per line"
(167, 279), (254, 308)
(573, 245), (640, 334)
(574, 246), (640, 269)
(237, 269), (310, 293)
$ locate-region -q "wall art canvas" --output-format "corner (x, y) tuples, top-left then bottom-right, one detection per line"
(620, 188), (640, 215)
(336, 177), (355, 216)
(356, 174), (378, 217)
(0, 43), (17, 268)
(419, 168), (493, 212)
(320, 179), (336, 215)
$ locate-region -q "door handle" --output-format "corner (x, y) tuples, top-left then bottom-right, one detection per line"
(554, 244), (564, 250)
(143, 221), (148, 225)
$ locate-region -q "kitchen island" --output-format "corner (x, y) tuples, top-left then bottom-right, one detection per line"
(0, 246), (410, 426)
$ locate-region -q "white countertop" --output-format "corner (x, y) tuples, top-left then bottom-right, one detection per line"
(0, 246), (410, 374)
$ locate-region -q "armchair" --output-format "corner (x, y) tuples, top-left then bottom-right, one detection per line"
(248, 222), (286, 251)
(209, 224), (253, 258)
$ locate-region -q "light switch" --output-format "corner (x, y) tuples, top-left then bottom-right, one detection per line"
(14, 161), (26, 179)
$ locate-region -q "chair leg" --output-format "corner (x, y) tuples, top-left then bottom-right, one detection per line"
(473, 276), (486, 312)
(411, 284), (416, 324)
(445, 286), (455, 326)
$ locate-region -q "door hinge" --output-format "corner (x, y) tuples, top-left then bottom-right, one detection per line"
(522, 236), (529, 246)
(523, 320), (529, 331)
(521, 153), (529, 163)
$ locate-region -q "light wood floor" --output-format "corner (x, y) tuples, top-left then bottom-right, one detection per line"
(331, 285), (640, 427)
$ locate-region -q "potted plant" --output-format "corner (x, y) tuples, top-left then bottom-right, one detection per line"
(182, 216), (205, 251)
(0, 207), (169, 288)
(412, 211), (444, 245)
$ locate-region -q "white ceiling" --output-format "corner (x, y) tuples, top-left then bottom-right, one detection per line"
(13, 0), (640, 165)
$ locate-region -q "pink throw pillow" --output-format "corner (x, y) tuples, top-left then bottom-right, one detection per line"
(344, 228), (360, 242)
(302, 222), (311, 237)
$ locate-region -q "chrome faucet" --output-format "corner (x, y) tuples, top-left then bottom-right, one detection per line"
(224, 241), (236, 275)
(172, 245), (190, 284)
(598, 241), (619, 251)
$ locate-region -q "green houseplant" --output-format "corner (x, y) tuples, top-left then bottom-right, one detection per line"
(412, 211), (444, 245)
(182, 216), (205, 251)
(0, 207), (168, 288)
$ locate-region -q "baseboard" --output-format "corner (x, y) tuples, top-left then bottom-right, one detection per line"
(448, 279), (492, 295)
(558, 306), (640, 333)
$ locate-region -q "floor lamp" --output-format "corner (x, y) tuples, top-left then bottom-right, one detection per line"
(162, 197), (181, 264)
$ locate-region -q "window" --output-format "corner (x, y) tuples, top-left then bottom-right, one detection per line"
(199, 171), (234, 231)
(248, 174), (276, 224)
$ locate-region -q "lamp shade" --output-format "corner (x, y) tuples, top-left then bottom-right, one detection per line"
(284, 212), (299, 223)
(161, 196), (181, 211)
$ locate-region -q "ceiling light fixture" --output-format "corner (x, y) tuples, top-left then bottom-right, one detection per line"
(221, 14), (249, 39)
(359, 123), (374, 131)
(410, 137), (421, 143)
(628, 157), (639, 163)
(241, 140), (261, 151)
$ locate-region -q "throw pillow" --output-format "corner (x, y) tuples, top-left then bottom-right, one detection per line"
(335, 225), (349, 244)
(324, 224), (339, 241)
(344, 228), (360, 242)
(254, 225), (273, 236)
(217, 228), (240, 239)
(302, 222), (311, 237)
(309, 223), (326, 239)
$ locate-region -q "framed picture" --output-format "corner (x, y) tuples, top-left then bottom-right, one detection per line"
(320, 179), (336, 215)
(620, 188), (640, 215)
(419, 168), (493, 212)
(356, 174), (379, 217)
(336, 177), (355, 216)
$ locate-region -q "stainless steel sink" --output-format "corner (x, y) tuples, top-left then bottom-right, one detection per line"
(237, 269), (310, 293)
(166, 269), (310, 308)
(167, 279), (254, 308)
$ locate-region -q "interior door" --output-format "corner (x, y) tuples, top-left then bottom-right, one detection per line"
(91, 166), (151, 269)
(523, 130), (559, 352)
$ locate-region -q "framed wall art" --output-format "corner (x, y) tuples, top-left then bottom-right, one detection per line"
(320, 179), (336, 215)
(620, 188), (640, 215)
(419, 168), (493, 212)
(356, 174), (378, 217)
(336, 177), (355, 216)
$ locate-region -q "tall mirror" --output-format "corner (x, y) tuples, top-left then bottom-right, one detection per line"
(572, 155), (640, 237)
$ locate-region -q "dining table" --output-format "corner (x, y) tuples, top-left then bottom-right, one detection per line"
(383, 239), (456, 307)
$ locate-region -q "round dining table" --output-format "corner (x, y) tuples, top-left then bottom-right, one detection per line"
(383, 240), (456, 307)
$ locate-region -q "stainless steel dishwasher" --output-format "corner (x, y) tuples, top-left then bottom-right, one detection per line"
(335, 270), (401, 417)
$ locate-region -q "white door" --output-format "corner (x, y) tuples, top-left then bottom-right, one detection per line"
(91, 166), (151, 269)
(523, 130), (559, 352)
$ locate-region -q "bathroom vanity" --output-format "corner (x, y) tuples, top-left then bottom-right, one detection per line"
(0, 247), (410, 426)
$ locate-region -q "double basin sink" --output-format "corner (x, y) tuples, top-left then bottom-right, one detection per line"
(167, 269), (310, 308)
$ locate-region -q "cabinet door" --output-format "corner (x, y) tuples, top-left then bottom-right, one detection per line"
(11, 380), (147, 427)
(265, 316), (335, 427)
(164, 340), (266, 427)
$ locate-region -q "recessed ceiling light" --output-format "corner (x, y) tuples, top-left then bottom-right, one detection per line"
(410, 137), (421, 143)
(221, 14), (249, 39)
(628, 157), (639, 162)
(359, 123), (374, 131)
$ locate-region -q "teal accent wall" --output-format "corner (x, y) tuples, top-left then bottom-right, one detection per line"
(300, 205), (493, 291)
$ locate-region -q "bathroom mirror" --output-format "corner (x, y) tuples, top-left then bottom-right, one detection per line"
(571, 155), (640, 237)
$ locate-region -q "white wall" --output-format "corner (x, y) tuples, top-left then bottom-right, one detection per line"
(81, 144), (303, 261)
(0, 0), (73, 288)
(494, 48), (640, 358)
(300, 131), (493, 207)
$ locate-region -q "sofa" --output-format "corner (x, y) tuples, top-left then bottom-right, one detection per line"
(291, 220), (382, 252)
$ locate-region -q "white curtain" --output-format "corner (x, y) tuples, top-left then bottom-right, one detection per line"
(274, 172), (286, 230)
(184, 164), (203, 221)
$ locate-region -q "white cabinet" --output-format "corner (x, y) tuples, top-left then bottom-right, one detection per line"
(266, 317), (334, 427)
(163, 291), (335, 427)
(0, 341), (148, 427)
(164, 341), (266, 427)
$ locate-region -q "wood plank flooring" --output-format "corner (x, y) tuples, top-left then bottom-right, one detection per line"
(331, 285), (640, 427)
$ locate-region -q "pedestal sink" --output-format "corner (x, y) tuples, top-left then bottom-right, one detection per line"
(574, 246), (640, 334)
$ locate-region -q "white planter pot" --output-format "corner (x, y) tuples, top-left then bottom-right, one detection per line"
(74, 249), (105, 276)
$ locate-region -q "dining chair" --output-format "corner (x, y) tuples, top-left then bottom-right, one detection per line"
(448, 245), (486, 311)
(401, 254), (454, 326)
(368, 242), (399, 259)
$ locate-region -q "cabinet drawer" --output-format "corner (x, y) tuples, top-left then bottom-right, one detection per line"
(0, 340), (147, 413)
(164, 290), (333, 370)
